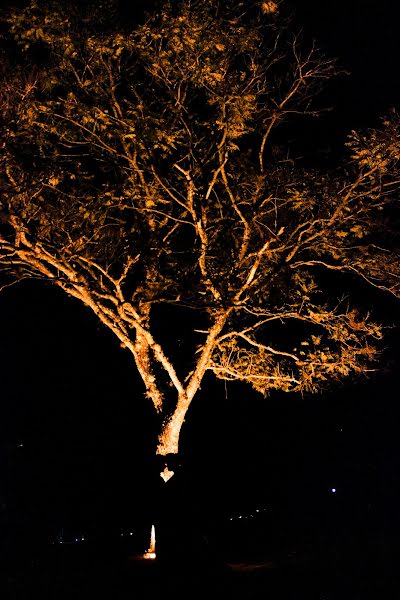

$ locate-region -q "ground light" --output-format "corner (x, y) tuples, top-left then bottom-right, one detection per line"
(143, 524), (156, 559)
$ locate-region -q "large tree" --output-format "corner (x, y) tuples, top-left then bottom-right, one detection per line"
(1, 0), (399, 484)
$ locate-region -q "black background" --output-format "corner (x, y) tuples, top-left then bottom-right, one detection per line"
(0, 0), (399, 560)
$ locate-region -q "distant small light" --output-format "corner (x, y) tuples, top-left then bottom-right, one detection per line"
(331, 488), (336, 493)
(239, 515), (242, 519)
(256, 509), (259, 512)
(81, 537), (85, 541)
(230, 517), (233, 521)
(130, 532), (133, 536)
(121, 533), (124, 536)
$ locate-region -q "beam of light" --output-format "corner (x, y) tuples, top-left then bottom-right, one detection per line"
(143, 524), (156, 560)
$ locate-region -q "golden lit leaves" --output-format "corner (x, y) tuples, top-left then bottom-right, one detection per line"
(311, 335), (322, 346)
(261, 2), (279, 14)
(287, 187), (318, 213)
(349, 225), (366, 239)
(346, 113), (400, 172)
(227, 95), (258, 139)
(134, 3), (262, 97)
(210, 304), (383, 395)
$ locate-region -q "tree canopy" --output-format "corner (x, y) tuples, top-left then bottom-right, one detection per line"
(1, 0), (399, 468)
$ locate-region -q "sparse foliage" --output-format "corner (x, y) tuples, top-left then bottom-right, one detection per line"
(1, 0), (399, 469)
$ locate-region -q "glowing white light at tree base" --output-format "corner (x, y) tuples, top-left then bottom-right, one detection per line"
(143, 524), (156, 559)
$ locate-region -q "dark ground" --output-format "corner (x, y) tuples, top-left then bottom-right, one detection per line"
(1, 494), (399, 600)
(0, 540), (398, 599)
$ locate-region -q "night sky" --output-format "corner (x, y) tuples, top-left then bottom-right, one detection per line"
(0, 0), (399, 552)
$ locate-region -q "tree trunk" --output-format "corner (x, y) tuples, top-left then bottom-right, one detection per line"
(147, 393), (192, 563)
(156, 392), (191, 460)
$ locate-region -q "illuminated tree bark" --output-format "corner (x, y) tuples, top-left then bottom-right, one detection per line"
(0, 0), (400, 483)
